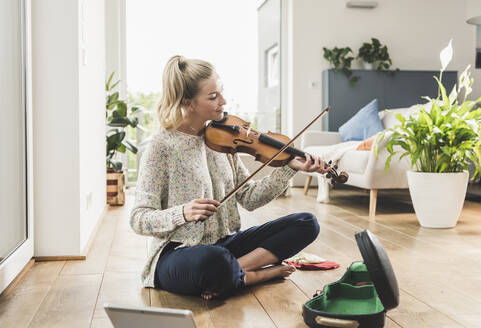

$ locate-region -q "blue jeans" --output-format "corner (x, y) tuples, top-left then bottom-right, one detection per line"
(154, 212), (320, 297)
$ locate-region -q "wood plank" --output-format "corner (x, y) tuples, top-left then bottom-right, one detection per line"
(206, 287), (276, 328)
(28, 274), (102, 328)
(150, 289), (216, 328)
(90, 317), (114, 328)
(385, 318), (403, 327)
(105, 197), (147, 273)
(92, 271), (149, 319)
(451, 313), (481, 327)
(250, 279), (308, 328)
(105, 228), (147, 273)
(0, 259), (34, 298)
(388, 291), (465, 328)
(60, 214), (118, 275)
(0, 261), (64, 328)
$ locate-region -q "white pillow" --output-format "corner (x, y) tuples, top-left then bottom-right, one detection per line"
(380, 104), (423, 130)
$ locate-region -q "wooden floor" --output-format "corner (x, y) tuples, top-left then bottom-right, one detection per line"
(1, 187), (481, 327)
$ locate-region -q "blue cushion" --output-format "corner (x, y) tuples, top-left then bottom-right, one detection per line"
(338, 99), (384, 142)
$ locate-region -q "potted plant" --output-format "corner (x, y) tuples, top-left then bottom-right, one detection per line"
(105, 72), (144, 205)
(358, 38), (395, 72)
(375, 40), (481, 228)
(323, 46), (359, 85)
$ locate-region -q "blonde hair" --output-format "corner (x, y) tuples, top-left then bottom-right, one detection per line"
(157, 55), (215, 130)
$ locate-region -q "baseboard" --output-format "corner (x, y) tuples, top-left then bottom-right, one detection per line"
(35, 255), (86, 262)
(0, 259), (34, 298)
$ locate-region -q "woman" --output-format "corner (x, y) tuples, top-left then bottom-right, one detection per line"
(130, 55), (328, 300)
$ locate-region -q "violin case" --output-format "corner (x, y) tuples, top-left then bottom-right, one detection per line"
(303, 230), (399, 328)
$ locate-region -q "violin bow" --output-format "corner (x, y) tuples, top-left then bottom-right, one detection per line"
(218, 106), (331, 207)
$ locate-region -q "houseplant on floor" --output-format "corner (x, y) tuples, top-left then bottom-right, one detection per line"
(106, 72), (143, 205)
(375, 40), (481, 228)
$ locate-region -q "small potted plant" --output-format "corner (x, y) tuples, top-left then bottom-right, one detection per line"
(323, 46), (359, 85)
(358, 38), (395, 71)
(105, 72), (144, 205)
(375, 40), (481, 228)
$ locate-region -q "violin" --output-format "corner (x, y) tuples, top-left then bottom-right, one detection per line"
(204, 109), (348, 205)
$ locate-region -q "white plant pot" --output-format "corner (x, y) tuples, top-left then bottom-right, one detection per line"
(407, 171), (469, 228)
(363, 62), (374, 70)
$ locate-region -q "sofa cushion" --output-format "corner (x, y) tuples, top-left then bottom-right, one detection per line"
(338, 150), (370, 174)
(380, 104), (422, 129)
(339, 99), (384, 142)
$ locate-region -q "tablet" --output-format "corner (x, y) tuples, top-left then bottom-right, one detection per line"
(104, 303), (197, 328)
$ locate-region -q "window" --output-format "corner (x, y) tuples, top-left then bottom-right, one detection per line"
(125, 1), (282, 184)
(266, 43), (279, 87)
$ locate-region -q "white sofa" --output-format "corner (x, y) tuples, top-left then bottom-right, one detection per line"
(300, 106), (419, 217)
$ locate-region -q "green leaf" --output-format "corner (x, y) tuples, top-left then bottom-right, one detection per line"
(110, 80), (120, 91)
(394, 113), (406, 124)
(385, 153), (393, 172)
(106, 72), (115, 91)
(117, 102), (127, 116)
(107, 92), (119, 105)
(122, 139), (138, 154)
(434, 76), (449, 108)
(466, 108), (481, 120)
(108, 117), (131, 127)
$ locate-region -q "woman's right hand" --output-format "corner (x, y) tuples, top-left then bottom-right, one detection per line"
(182, 198), (221, 222)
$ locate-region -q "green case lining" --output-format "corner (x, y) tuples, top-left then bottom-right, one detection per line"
(304, 261), (385, 315)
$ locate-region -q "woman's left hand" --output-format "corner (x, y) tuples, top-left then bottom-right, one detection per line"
(288, 153), (330, 174)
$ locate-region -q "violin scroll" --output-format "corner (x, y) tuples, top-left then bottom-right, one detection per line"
(323, 160), (349, 185)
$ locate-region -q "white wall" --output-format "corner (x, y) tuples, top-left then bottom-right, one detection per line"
(78, 0), (107, 251)
(285, 0), (479, 186)
(466, 0), (481, 23)
(32, 0), (106, 256)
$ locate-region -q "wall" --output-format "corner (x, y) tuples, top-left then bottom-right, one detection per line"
(78, 0), (107, 251)
(32, 0), (106, 256)
(285, 0), (479, 186)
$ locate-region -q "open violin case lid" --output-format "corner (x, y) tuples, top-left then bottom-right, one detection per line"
(303, 230), (399, 328)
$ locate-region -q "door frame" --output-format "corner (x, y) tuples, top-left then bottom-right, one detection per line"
(0, 0), (34, 294)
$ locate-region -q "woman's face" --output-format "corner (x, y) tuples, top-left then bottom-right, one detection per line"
(189, 73), (226, 122)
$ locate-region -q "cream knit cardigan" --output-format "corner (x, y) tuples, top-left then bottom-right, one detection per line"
(130, 129), (297, 288)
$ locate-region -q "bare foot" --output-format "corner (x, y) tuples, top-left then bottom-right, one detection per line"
(245, 264), (296, 286)
(200, 291), (220, 300)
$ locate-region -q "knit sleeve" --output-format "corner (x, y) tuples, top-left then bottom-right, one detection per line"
(130, 135), (186, 238)
(232, 153), (297, 211)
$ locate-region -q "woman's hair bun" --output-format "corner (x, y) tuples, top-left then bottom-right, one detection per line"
(177, 57), (186, 71)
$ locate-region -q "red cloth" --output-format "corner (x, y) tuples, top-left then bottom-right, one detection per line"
(284, 261), (340, 270)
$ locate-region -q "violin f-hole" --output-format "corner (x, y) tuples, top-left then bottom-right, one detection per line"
(233, 138), (254, 145)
